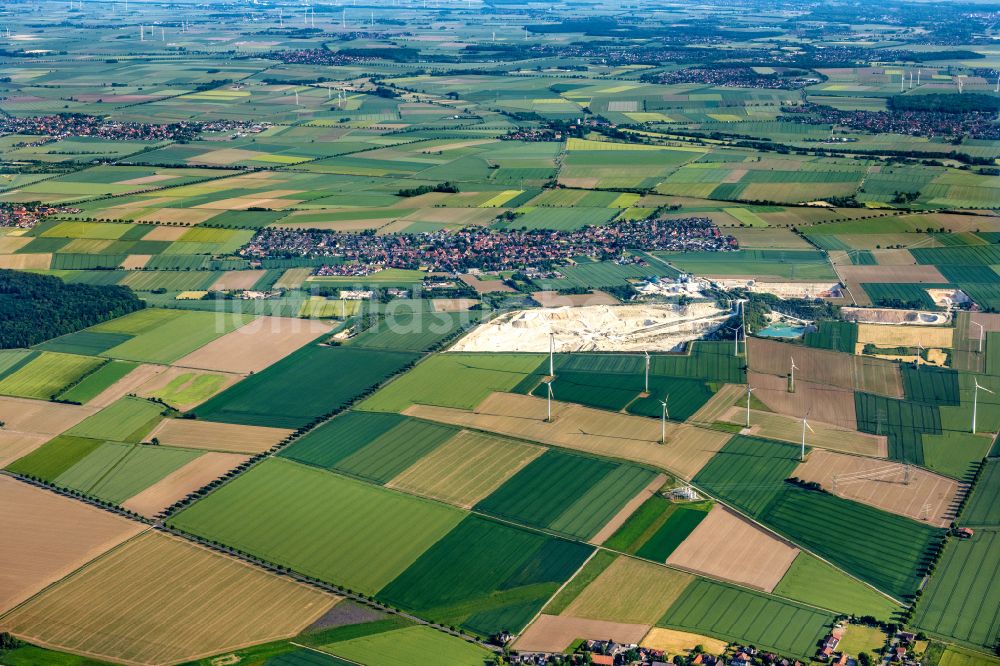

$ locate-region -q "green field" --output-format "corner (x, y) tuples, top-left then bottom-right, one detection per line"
(658, 578), (835, 659)
(635, 503), (712, 562)
(66, 396), (164, 442)
(145, 372), (229, 408)
(959, 460), (1000, 526)
(772, 553), (901, 621)
(5, 435), (106, 481)
(914, 528), (1000, 650)
(358, 353), (543, 413)
(94, 310), (254, 364)
(54, 442), (200, 504)
(474, 449), (657, 540)
(695, 435), (941, 599)
(56, 360), (138, 404)
(170, 458), (465, 594)
(0, 352), (104, 399)
(320, 625), (493, 666)
(195, 345), (419, 429)
(376, 514), (592, 636)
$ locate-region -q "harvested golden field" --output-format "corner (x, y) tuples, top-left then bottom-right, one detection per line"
(747, 337), (903, 398)
(0, 476), (144, 613)
(793, 450), (963, 528)
(0, 396), (97, 436)
(870, 249), (917, 265)
(591, 474), (668, 545)
(0, 430), (48, 468)
(561, 556), (693, 625)
(666, 506), (799, 593)
(1, 532), (338, 665)
(386, 429), (544, 508)
(405, 392), (731, 480)
(121, 452), (249, 518)
(431, 298), (480, 312)
(273, 267), (313, 290)
(135, 208), (217, 225)
(120, 254), (153, 270)
(207, 270), (267, 292)
(857, 324), (953, 349)
(722, 406), (886, 457)
(641, 628), (728, 655)
(0, 253), (52, 269)
(174, 316), (331, 374)
(687, 384), (745, 425)
(141, 226), (189, 241)
(515, 615), (650, 653)
(147, 419), (292, 454)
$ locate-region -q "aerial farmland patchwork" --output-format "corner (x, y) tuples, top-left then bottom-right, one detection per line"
(0, 0), (1000, 665)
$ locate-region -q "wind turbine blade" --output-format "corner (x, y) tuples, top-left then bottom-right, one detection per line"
(805, 421), (815, 433)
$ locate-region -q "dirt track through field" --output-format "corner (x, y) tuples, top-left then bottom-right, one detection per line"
(0, 476), (144, 614)
(404, 392), (731, 480)
(665, 505), (799, 593)
(793, 450), (964, 527)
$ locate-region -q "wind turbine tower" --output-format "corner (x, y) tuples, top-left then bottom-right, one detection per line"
(800, 411), (814, 462)
(660, 396), (669, 444)
(745, 385), (754, 428)
(973, 377), (993, 434)
(644, 351), (650, 394)
(789, 357), (798, 392)
(548, 331), (555, 376)
(544, 380), (554, 423)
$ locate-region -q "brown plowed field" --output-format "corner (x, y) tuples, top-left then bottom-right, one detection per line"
(747, 337), (902, 398)
(147, 419), (292, 454)
(665, 506), (799, 593)
(0, 476), (144, 613)
(793, 450), (964, 528)
(121, 452), (249, 518)
(747, 372), (858, 431)
(404, 392), (731, 480)
(173, 316), (332, 374)
(1, 532), (338, 666)
(0, 396), (97, 436)
(515, 615), (650, 653)
(0, 431), (48, 468)
(722, 406), (886, 457)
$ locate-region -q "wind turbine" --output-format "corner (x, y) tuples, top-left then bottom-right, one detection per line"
(972, 377), (993, 434)
(544, 379), (554, 423)
(728, 325), (740, 357)
(789, 357), (798, 392)
(800, 410), (814, 462)
(973, 320), (984, 353)
(644, 351), (650, 393)
(660, 395), (669, 444)
(745, 385), (754, 428)
(548, 331), (555, 376)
